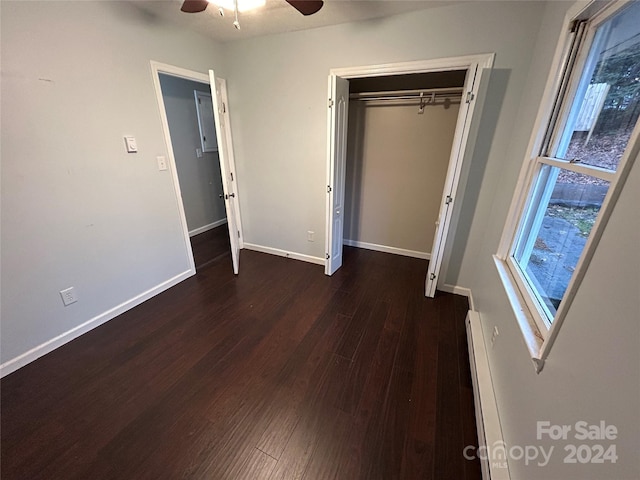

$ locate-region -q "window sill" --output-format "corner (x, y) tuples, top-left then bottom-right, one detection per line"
(493, 255), (546, 373)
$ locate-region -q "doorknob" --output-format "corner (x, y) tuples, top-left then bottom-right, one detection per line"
(219, 194), (223, 199)
(229, 193), (235, 198)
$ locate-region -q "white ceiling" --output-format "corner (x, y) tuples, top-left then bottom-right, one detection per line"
(132, 0), (457, 43)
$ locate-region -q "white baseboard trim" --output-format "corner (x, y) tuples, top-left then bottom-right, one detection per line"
(243, 243), (325, 266)
(440, 283), (475, 310)
(189, 218), (227, 237)
(0, 269), (194, 378)
(343, 239), (430, 260)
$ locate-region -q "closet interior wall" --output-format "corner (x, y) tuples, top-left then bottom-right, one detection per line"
(344, 73), (464, 259)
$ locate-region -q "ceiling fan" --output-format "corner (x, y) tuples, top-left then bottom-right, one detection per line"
(180, 0), (324, 16)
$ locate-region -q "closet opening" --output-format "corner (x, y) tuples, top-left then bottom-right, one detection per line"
(325, 55), (494, 297)
(345, 71), (465, 263)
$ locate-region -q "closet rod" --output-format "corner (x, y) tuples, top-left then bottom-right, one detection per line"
(351, 96), (462, 104)
(349, 87), (463, 101)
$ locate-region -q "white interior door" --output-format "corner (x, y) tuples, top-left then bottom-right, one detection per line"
(209, 70), (241, 274)
(325, 75), (349, 275)
(425, 63), (488, 297)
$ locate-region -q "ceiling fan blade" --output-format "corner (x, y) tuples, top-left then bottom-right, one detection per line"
(181, 0), (209, 13)
(285, 0), (324, 16)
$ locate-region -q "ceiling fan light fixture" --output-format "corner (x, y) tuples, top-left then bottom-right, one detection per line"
(208, 0), (265, 13)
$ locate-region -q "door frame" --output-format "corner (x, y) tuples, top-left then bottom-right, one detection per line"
(325, 54), (494, 295)
(150, 61), (244, 272)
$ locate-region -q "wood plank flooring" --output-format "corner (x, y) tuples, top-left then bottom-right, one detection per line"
(1, 247), (481, 480)
(190, 224), (231, 269)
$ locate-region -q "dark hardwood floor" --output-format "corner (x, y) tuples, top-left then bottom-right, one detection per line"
(1, 247), (481, 480)
(191, 224), (231, 269)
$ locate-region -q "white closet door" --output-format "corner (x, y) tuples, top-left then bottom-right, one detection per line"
(425, 64), (487, 297)
(325, 75), (349, 275)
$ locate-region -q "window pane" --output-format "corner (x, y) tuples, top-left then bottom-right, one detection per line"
(514, 166), (609, 319)
(555, 2), (640, 171)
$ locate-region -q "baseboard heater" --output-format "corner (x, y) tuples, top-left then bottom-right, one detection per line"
(466, 310), (511, 480)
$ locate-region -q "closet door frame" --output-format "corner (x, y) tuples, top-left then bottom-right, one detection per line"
(325, 54), (495, 297)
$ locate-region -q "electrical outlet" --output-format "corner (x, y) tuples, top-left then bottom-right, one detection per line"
(60, 287), (78, 306)
(157, 156), (167, 171)
(491, 325), (499, 347)
(307, 230), (315, 242)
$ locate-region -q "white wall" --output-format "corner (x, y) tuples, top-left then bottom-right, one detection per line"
(448, 1), (640, 478)
(224, 1), (546, 262)
(0, 1), (225, 368)
(158, 74), (226, 233)
(344, 101), (459, 254)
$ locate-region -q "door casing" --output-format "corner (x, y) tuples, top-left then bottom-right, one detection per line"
(325, 54), (495, 296)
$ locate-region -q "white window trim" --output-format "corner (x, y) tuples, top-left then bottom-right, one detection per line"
(495, 0), (640, 373)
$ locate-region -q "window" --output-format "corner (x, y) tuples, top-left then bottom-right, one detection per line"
(497, 0), (640, 369)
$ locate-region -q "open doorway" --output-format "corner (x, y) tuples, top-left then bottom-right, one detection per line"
(158, 73), (230, 269)
(151, 62), (243, 275)
(326, 55), (494, 297)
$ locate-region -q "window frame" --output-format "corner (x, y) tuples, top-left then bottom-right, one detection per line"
(495, 0), (640, 372)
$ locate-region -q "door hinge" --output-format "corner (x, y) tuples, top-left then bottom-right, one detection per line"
(328, 99), (334, 108)
(445, 195), (453, 205)
(237, 230), (240, 238)
(430, 273), (436, 281)
(465, 91), (475, 104)
(198, 98), (201, 104)
(222, 102), (226, 113)
(327, 185), (332, 193)
(230, 172), (234, 181)
(326, 253), (330, 259)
